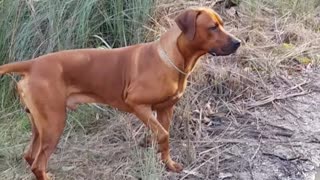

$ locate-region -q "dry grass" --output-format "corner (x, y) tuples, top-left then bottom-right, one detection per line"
(145, 0), (320, 179)
(1, 0), (320, 179)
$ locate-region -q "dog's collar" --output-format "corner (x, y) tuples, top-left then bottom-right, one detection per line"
(157, 40), (188, 76)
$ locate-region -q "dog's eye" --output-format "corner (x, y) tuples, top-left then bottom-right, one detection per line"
(209, 26), (218, 31)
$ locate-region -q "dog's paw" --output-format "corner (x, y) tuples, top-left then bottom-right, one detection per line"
(165, 159), (183, 173)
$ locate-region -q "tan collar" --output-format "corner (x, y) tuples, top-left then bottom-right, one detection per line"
(157, 40), (188, 76)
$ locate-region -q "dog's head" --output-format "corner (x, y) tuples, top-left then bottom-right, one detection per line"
(175, 7), (240, 56)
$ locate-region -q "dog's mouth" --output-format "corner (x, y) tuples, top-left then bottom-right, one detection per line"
(209, 38), (241, 57)
(209, 46), (239, 57)
(208, 49), (235, 57)
(208, 51), (217, 56)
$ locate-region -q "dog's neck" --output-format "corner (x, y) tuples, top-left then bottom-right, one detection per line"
(176, 35), (206, 73)
(158, 25), (205, 75)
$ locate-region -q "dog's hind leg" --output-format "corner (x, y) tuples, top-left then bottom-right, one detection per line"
(23, 112), (40, 166)
(19, 79), (67, 180)
(30, 110), (66, 180)
(17, 80), (40, 166)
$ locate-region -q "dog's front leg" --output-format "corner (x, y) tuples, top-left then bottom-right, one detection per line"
(133, 105), (169, 146)
(132, 105), (183, 172)
(157, 106), (183, 172)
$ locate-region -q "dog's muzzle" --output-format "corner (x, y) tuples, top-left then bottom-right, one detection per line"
(231, 38), (241, 50)
(210, 38), (241, 56)
(222, 38), (241, 54)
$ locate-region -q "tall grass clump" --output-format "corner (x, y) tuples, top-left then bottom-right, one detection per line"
(0, 0), (155, 105)
(0, 0), (155, 178)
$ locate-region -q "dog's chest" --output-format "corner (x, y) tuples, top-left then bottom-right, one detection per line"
(176, 76), (188, 97)
(154, 75), (187, 108)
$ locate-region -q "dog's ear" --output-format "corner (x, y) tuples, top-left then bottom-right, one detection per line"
(174, 9), (200, 40)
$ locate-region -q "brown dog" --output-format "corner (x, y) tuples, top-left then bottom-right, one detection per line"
(0, 7), (240, 180)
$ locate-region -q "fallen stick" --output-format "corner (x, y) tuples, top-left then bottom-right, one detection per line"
(247, 90), (309, 109)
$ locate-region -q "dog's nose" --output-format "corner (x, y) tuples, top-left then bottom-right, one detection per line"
(232, 38), (241, 49)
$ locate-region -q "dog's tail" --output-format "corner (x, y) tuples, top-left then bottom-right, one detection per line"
(0, 60), (33, 76)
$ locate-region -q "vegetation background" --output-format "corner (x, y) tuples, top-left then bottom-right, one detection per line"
(0, 0), (320, 179)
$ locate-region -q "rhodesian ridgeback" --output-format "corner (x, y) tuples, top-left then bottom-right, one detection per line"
(0, 7), (240, 180)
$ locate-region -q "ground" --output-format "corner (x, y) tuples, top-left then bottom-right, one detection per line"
(2, 60), (320, 180)
(1, 0), (320, 179)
